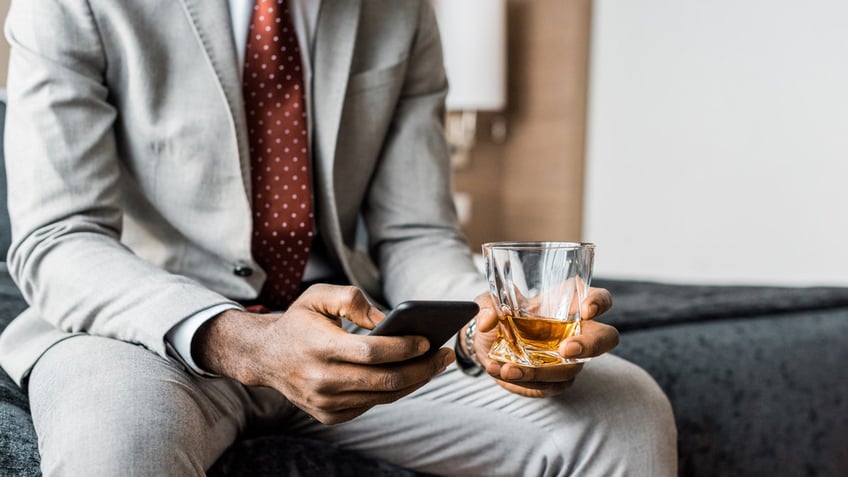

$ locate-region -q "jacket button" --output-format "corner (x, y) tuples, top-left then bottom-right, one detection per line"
(233, 266), (253, 277)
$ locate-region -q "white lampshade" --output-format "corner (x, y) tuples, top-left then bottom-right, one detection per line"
(433, 0), (507, 111)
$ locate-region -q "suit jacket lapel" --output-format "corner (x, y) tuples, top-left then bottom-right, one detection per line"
(312, 0), (361, 259)
(178, 0), (364, 285)
(179, 0), (252, 200)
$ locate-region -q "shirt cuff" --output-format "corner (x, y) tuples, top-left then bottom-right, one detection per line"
(166, 303), (243, 376)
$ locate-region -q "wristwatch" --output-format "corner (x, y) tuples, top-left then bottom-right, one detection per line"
(454, 318), (484, 377)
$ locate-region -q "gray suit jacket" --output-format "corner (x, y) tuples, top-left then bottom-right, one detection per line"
(0, 0), (486, 386)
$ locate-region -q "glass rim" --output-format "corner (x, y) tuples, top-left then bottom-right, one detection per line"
(482, 241), (595, 251)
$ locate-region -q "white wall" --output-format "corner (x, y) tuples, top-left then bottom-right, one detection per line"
(585, 0), (848, 286)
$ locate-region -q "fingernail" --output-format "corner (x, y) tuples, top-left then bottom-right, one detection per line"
(564, 341), (583, 357)
(506, 367), (523, 380)
(418, 340), (430, 354)
(589, 304), (599, 318)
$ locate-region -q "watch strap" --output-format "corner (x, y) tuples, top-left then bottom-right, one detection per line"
(455, 318), (484, 377)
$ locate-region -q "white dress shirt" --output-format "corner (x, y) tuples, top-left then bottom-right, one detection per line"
(167, 0), (323, 375)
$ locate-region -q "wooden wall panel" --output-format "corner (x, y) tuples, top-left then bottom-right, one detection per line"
(455, 0), (591, 249)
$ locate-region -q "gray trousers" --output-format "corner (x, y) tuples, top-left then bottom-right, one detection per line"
(28, 335), (677, 476)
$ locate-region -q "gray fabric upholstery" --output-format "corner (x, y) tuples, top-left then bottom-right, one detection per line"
(0, 265), (38, 477)
(616, 311), (848, 476)
(209, 434), (423, 477)
(0, 98), (39, 476)
(594, 278), (848, 331)
(597, 279), (848, 476)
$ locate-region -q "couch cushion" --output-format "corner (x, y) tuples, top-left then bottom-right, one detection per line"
(0, 264), (39, 476)
(595, 278), (848, 331)
(612, 307), (848, 476)
(209, 434), (422, 477)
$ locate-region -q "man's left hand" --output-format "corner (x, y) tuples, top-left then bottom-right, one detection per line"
(471, 288), (618, 398)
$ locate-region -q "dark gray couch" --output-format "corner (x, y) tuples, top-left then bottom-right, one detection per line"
(1, 98), (847, 475)
(597, 279), (848, 476)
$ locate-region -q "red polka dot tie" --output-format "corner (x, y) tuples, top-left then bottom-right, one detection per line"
(243, 0), (314, 310)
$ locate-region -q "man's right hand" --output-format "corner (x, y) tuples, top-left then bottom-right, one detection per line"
(193, 284), (454, 424)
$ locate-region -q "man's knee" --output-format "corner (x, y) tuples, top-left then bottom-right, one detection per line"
(28, 336), (244, 476)
(550, 354), (677, 476)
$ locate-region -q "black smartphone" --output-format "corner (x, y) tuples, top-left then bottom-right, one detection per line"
(369, 300), (479, 351)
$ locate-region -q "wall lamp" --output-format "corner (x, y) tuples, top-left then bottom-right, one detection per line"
(433, 0), (507, 169)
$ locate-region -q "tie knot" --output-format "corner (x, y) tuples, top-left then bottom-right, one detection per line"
(247, 0), (299, 64)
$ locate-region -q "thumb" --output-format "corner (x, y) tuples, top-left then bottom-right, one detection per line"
(294, 284), (385, 330)
(474, 293), (500, 333)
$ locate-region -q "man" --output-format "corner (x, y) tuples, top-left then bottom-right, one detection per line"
(0, 0), (677, 475)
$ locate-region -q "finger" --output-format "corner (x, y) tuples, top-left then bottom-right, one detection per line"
(473, 293), (499, 333)
(308, 365), (444, 424)
(485, 359), (584, 384)
(581, 287), (613, 320)
(559, 320), (620, 359)
(318, 348), (455, 392)
(308, 406), (372, 426)
(314, 374), (442, 416)
(298, 284), (385, 330)
(495, 378), (575, 398)
(369, 348), (453, 391)
(329, 332), (433, 365)
(280, 303), (429, 365)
